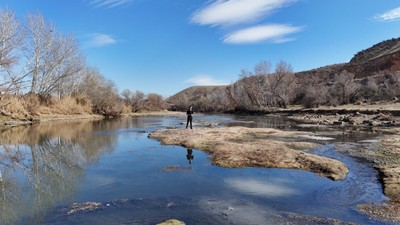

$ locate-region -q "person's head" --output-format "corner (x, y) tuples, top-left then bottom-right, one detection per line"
(188, 105), (192, 110)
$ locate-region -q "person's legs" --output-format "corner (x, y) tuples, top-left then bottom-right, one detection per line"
(189, 116), (192, 129)
(186, 116), (190, 128)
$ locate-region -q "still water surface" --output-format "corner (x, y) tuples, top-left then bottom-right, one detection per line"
(0, 114), (393, 225)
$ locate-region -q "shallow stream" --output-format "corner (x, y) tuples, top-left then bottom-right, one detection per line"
(0, 114), (394, 225)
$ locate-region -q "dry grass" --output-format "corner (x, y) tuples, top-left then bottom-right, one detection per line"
(0, 95), (31, 120)
(0, 94), (93, 123)
(149, 127), (349, 180)
(38, 96), (92, 115)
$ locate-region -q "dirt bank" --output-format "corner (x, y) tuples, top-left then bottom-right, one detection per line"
(356, 136), (400, 223)
(148, 127), (349, 180)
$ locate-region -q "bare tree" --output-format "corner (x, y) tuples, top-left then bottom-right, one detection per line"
(121, 89), (133, 104)
(358, 76), (379, 101)
(24, 13), (54, 94)
(24, 14), (84, 97)
(299, 75), (329, 108)
(381, 71), (400, 100)
(0, 8), (26, 93)
(145, 93), (166, 111)
(76, 67), (121, 117)
(332, 71), (360, 104)
(252, 60), (272, 107)
(0, 9), (23, 68)
(232, 77), (253, 110)
(131, 90), (145, 112)
(208, 87), (233, 112)
(38, 33), (85, 97)
(235, 69), (259, 108)
(268, 60), (295, 108)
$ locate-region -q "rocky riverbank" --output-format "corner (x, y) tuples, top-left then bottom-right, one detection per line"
(355, 136), (400, 223)
(280, 103), (400, 131)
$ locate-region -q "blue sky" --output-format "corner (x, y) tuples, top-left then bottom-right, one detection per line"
(1, 0), (400, 97)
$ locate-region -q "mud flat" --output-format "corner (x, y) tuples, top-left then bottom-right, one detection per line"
(148, 127), (349, 180)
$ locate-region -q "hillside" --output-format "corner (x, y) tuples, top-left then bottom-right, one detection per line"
(167, 85), (228, 110)
(297, 37), (400, 79)
(169, 37), (400, 112)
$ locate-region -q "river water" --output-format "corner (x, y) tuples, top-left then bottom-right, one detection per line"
(0, 114), (394, 225)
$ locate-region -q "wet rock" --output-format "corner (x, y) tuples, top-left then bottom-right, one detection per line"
(333, 121), (345, 126)
(362, 120), (378, 126)
(284, 213), (358, 225)
(358, 201), (400, 223)
(4, 120), (33, 126)
(67, 202), (102, 215)
(157, 219), (185, 225)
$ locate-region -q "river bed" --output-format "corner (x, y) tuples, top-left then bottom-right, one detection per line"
(0, 114), (395, 225)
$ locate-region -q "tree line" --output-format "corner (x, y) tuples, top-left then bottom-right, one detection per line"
(170, 60), (400, 112)
(0, 8), (167, 118)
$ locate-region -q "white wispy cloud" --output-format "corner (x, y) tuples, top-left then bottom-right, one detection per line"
(85, 33), (117, 48)
(375, 6), (400, 21)
(224, 24), (302, 44)
(184, 75), (228, 86)
(88, 0), (133, 8)
(191, 0), (295, 26)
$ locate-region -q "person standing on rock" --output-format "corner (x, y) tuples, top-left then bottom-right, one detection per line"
(186, 105), (193, 129)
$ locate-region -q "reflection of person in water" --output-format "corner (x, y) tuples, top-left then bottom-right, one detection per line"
(186, 148), (194, 164)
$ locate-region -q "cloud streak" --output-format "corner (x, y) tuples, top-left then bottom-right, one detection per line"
(85, 33), (117, 48)
(224, 24), (302, 44)
(184, 75), (228, 86)
(191, 0), (295, 26)
(375, 6), (400, 21)
(190, 0), (302, 45)
(89, 0), (133, 8)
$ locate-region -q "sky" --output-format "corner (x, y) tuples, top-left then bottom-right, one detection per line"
(1, 0), (400, 97)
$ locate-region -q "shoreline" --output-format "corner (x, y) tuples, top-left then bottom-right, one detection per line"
(1, 109), (399, 223)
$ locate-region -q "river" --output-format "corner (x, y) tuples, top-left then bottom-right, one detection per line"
(0, 114), (394, 225)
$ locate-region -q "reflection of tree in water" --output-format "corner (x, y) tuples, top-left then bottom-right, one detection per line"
(0, 145), (24, 225)
(0, 120), (119, 225)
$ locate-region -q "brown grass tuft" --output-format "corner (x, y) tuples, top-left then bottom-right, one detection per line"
(0, 95), (31, 120)
(41, 96), (92, 115)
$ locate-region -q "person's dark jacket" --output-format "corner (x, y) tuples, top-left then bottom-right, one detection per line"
(186, 109), (193, 117)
